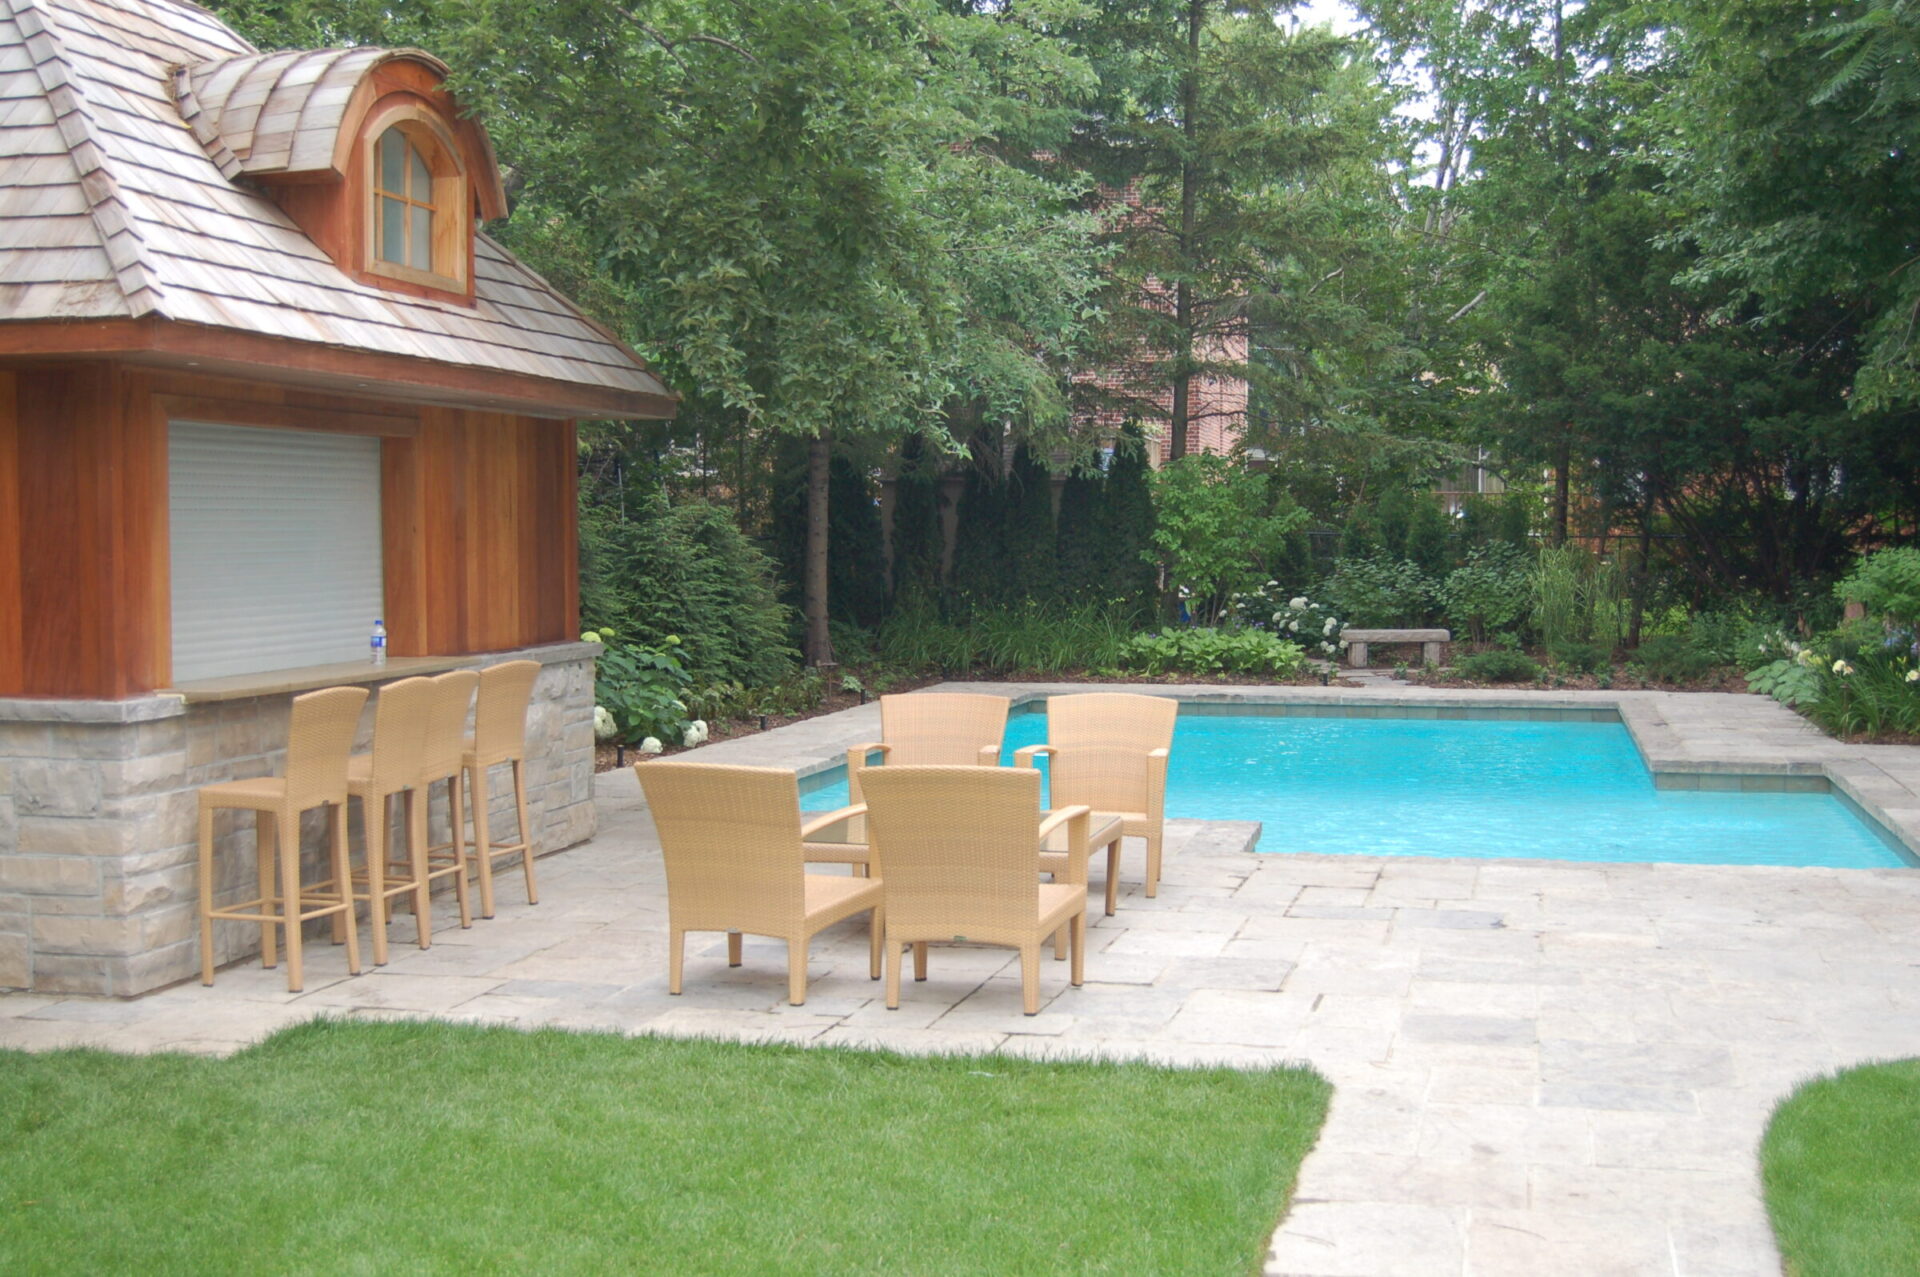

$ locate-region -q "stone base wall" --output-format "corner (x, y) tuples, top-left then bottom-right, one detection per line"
(0, 642), (596, 996)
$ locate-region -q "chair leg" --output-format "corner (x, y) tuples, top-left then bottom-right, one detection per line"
(885, 937), (902, 1009)
(1020, 942), (1040, 1016)
(1054, 921), (1067, 961)
(448, 774), (472, 929)
(406, 788), (430, 949)
(1070, 912), (1086, 988)
(512, 757), (537, 906)
(255, 811), (278, 967)
(470, 761), (496, 919)
(330, 800), (361, 977)
(913, 941), (928, 982)
(1105, 840), (1122, 916)
(868, 907), (883, 980)
(669, 926), (685, 994)
(365, 794), (389, 967)
(727, 931), (743, 967)
(198, 805), (218, 985)
(278, 809), (303, 993)
(1145, 828), (1162, 898)
(788, 938), (808, 1006)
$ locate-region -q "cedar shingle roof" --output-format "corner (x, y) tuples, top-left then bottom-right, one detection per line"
(0, 0), (673, 414)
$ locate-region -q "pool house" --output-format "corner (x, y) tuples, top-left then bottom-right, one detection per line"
(0, 0), (675, 995)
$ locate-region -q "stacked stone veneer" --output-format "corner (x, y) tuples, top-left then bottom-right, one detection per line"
(0, 642), (597, 996)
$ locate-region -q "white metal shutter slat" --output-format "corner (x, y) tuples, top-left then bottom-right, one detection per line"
(168, 421), (383, 682)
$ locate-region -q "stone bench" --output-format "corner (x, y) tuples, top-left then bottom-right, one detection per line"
(1341, 628), (1449, 669)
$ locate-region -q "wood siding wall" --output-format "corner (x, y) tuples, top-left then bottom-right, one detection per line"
(0, 363), (578, 697)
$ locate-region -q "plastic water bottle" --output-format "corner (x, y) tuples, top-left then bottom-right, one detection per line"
(371, 618), (387, 667)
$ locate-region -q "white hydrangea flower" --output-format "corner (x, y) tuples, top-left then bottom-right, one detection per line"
(684, 719), (710, 745)
(639, 736), (664, 755)
(1288, 597), (1309, 610)
(593, 706), (617, 742)
(1322, 618), (1336, 635)
(1832, 660), (1854, 676)
(1286, 620), (1299, 632)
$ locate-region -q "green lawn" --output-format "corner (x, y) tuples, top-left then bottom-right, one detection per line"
(0, 1019), (1330, 1275)
(1762, 1058), (1920, 1277)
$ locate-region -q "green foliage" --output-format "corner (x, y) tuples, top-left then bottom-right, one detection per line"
(1630, 635), (1716, 685)
(1091, 427), (1159, 613)
(1806, 651), (1920, 738)
(1054, 467), (1102, 601)
(1747, 658), (1825, 708)
(1148, 455), (1307, 624)
(875, 597), (1134, 675)
(1004, 444), (1058, 603)
(1530, 545), (1627, 651)
(1548, 640), (1608, 676)
(1455, 647), (1541, 684)
(586, 632), (692, 744)
(579, 490), (797, 690)
(1230, 585), (1346, 660)
(1403, 495), (1454, 579)
(889, 433), (943, 601)
(1763, 1058), (1920, 1277)
(1119, 628), (1310, 679)
(1836, 547), (1920, 631)
(1438, 544), (1531, 644)
(948, 457), (1008, 612)
(774, 445), (888, 629)
(1320, 555), (1436, 628)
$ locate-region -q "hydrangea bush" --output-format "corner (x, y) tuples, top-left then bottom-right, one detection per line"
(1229, 582), (1346, 659)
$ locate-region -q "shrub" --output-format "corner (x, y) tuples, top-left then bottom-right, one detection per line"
(1439, 544), (1532, 644)
(1455, 648), (1541, 683)
(587, 632), (691, 745)
(1805, 653), (1920, 737)
(1230, 585), (1345, 660)
(1549, 640), (1608, 675)
(1836, 546), (1920, 633)
(1120, 628), (1309, 678)
(1320, 555), (1436, 628)
(1747, 657), (1824, 707)
(1631, 634), (1716, 683)
(1148, 455), (1306, 624)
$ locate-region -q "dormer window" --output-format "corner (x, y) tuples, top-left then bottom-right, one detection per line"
(362, 111), (468, 293)
(375, 126), (436, 272)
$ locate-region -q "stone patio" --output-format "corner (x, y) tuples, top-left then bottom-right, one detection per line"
(4, 684), (1918, 1276)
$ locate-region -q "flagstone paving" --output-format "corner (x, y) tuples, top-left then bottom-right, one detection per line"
(4, 684), (1918, 1276)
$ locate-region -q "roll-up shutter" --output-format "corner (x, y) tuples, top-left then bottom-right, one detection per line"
(168, 421), (384, 683)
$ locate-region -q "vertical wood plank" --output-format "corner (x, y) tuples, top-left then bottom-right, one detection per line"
(18, 367), (111, 695)
(381, 431), (426, 656)
(0, 372), (21, 693)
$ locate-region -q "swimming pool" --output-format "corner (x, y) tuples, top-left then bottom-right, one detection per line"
(800, 706), (1910, 869)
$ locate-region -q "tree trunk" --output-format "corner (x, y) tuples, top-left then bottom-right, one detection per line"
(804, 430), (835, 667)
(1170, 0), (1203, 462)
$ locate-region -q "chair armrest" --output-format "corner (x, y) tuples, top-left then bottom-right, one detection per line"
(1037, 804), (1093, 879)
(977, 744), (1001, 766)
(1145, 748), (1170, 822)
(846, 743), (888, 803)
(1014, 744), (1054, 769)
(801, 804), (868, 840)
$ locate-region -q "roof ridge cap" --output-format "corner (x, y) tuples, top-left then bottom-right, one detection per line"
(13, 0), (163, 316)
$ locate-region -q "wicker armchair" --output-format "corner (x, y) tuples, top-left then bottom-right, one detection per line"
(637, 761), (884, 1005)
(810, 692), (1011, 874)
(857, 765), (1090, 1016)
(1015, 692), (1177, 914)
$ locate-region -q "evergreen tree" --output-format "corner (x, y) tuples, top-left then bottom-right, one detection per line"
(1092, 426), (1157, 614)
(1004, 444), (1058, 602)
(948, 453), (1007, 612)
(889, 432), (943, 602)
(1375, 487), (1413, 560)
(1404, 494), (1454, 579)
(1055, 466), (1103, 601)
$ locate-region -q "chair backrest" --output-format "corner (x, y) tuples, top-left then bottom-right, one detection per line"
(366, 676), (435, 792)
(282, 685), (371, 809)
(420, 669), (479, 782)
(636, 762), (806, 932)
(473, 659), (540, 763)
(1046, 692), (1178, 813)
(859, 765), (1042, 938)
(879, 692), (1010, 765)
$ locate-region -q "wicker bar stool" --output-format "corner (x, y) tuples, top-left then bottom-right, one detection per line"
(462, 659), (541, 918)
(344, 676), (434, 966)
(418, 669), (478, 934)
(197, 685), (368, 991)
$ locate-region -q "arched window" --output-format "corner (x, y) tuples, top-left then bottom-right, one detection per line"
(374, 126), (436, 272)
(361, 109), (467, 292)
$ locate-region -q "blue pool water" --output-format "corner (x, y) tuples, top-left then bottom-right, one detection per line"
(801, 709), (1909, 869)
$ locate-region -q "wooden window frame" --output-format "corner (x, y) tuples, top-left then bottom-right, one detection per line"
(361, 102), (468, 294)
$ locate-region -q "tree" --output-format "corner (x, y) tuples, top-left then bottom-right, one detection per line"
(1071, 4), (1390, 458)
